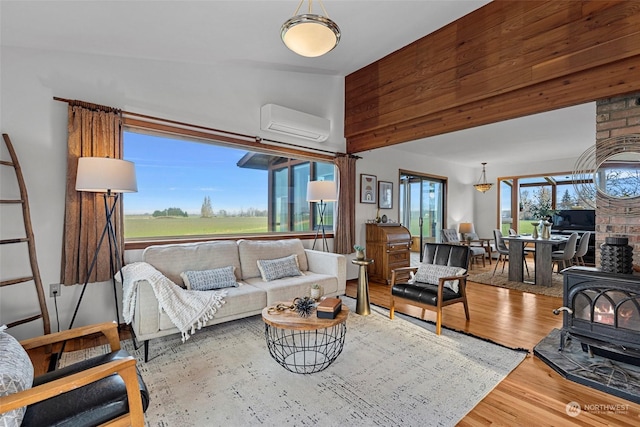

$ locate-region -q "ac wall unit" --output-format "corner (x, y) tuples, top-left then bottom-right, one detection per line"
(260, 104), (330, 142)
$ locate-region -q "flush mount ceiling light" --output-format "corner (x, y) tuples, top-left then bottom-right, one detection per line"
(281, 0), (341, 57)
(474, 162), (494, 193)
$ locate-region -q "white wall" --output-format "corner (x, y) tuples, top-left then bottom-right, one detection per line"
(0, 45), (587, 338)
(0, 46), (344, 339)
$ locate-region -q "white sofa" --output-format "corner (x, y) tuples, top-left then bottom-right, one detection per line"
(129, 238), (346, 361)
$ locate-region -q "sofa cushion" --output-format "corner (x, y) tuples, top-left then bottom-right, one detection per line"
(238, 239), (308, 279)
(257, 255), (302, 281)
(245, 273), (338, 306)
(414, 264), (466, 293)
(180, 266), (239, 291)
(143, 241), (241, 287)
(0, 328), (34, 427)
(158, 283), (267, 332)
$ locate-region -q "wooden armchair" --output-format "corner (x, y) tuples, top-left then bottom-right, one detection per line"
(0, 322), (148, 427)
(390, 243), (470, 335)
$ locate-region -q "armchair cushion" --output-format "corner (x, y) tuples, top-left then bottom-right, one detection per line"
(414, 264), (466, 293)
(392, 282), (462, 306)
(0, 329), (34, 427)
(462, 232), (479, 241)
(22, 349), (150, 427)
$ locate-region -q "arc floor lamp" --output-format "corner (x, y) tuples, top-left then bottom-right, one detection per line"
(69, 157), (137, 330)
(307, 180), (337, 252)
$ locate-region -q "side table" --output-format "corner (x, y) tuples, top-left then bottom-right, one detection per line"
(351, 258), (374, 315)
(261, 304), (349, 374)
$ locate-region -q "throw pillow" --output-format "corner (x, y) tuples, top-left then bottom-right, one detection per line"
(414, 264), (467, 293)
(463, 232), (479, 241)
(180, 266), (239, 291)
(0, 327), (34, 427)
(257, 254), (302, 281)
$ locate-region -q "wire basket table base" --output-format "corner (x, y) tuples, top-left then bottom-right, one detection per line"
(264, 322), (347, 374)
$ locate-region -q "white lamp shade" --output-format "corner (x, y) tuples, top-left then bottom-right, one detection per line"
(76, 157), (138, 193)
(281, 14), (340, 57)
(307, 180), (337, 202)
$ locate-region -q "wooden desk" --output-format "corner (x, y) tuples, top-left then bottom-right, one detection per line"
(502, 235), (568, 287)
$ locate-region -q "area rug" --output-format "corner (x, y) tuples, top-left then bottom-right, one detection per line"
(61, 299), (527, 427)
(467, 270), (563, 297)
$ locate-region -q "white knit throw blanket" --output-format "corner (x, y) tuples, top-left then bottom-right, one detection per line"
(120, 262), (227, 342)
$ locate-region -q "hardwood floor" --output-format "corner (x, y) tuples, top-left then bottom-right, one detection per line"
(29, 261), (639, 426)
(346, 261), (640, 426)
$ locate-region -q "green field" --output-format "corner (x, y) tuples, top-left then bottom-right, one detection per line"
(124, 215), (269, 239)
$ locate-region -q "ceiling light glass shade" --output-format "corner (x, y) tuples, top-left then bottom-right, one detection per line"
(473, 183), (493, 193)
(307, 180), (337, 202)
(473, 162), (493, 193)
(76, 157), (138, 193)
(281, 14), (341, 57)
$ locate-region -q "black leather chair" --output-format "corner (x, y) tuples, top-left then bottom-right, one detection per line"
(390, 243), (470, 335)
(0, 322), (150, 427)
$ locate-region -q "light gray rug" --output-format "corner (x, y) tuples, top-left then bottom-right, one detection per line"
(62, 299), (527, 426)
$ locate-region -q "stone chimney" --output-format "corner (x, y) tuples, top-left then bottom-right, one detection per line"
(595, 92), (640, 267)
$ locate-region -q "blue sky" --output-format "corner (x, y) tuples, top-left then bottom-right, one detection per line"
(123, 132), (267, 215)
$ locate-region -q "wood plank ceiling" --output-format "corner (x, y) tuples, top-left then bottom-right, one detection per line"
(344, 0), (640, 153)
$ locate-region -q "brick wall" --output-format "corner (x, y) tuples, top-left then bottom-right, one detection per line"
(595, 92), (640, 267)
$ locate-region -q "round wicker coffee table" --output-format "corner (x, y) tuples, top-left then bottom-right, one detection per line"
(261, 303), (349, 374)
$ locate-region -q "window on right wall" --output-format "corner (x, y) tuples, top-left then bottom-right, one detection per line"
(498, 173), (595, 235)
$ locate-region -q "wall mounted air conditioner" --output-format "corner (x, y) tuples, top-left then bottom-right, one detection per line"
(260, 104), (330, 142)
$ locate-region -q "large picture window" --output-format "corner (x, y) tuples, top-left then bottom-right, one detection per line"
(123, 129), (334, 240)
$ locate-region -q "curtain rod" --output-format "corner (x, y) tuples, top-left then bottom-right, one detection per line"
(53, 96), (354, 157)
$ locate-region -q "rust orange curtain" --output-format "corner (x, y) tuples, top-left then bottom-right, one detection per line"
(334, 155), (357, 254)
(61, 103), (123, 285)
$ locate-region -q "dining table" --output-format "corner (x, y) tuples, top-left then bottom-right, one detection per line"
(501, 234), (569, 287)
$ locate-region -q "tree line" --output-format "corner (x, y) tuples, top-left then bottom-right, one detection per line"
(149, 197), (266, 218)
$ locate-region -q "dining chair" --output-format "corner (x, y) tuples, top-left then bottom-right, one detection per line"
(492, 229), (510, 275)
(551, 232), (579, 273)
(573, 231), (592, 266)
(441, 228), (485, 269)
(492, 229), (530, 277)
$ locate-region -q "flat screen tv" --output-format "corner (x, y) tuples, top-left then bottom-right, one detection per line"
(551, 209), (596, 231)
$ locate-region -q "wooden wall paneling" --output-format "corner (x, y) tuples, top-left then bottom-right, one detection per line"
(347, 55), (640, 152)
(344, 0), (640, 153)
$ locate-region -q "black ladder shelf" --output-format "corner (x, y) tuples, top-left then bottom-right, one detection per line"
(1, 133), (51, 335)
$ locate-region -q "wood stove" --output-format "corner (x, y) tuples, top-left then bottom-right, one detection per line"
(556, 267), (640, 365)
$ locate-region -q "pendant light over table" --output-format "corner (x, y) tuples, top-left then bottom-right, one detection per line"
(474, 162), (494, 193)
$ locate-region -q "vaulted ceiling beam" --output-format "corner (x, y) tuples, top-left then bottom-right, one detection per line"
(345, 1), (640, 153)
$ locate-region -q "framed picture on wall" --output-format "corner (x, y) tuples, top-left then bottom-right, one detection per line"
(360, 174), (377, 204)
(378, 181), (393, 209)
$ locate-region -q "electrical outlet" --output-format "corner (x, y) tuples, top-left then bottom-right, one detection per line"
(49, 283), (61, 298)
